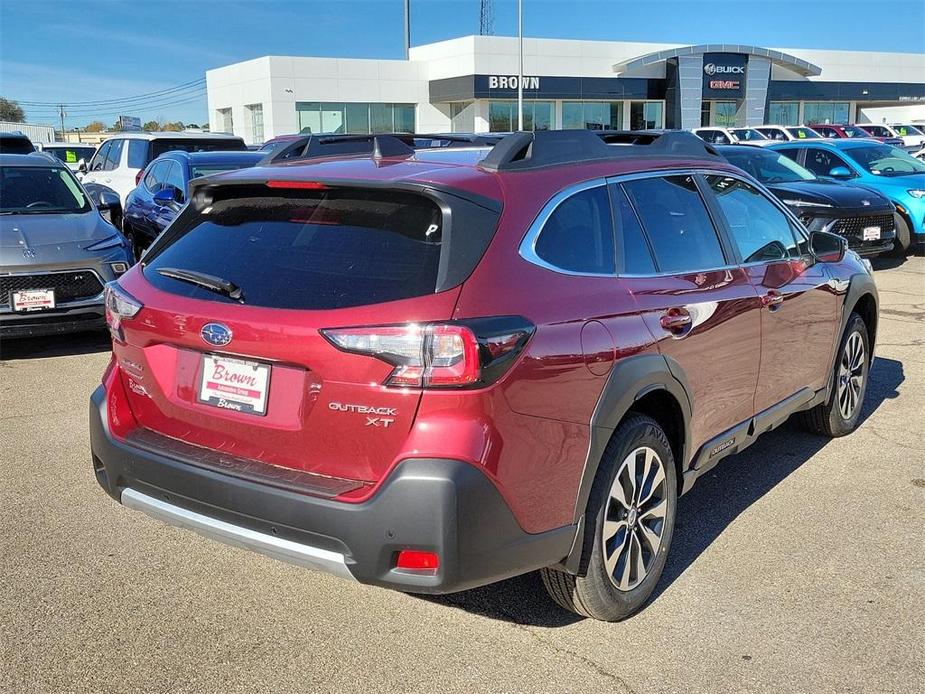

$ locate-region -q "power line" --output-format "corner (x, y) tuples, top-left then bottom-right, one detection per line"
(14, 78), (206, 108)
(25, 90), (207, 119)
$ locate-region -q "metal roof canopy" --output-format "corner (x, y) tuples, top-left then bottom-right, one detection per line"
(613, 44), (823, 77)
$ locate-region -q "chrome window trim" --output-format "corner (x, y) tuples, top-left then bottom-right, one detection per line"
(519, 165), (814, 280)
(518, 177), (615, 278)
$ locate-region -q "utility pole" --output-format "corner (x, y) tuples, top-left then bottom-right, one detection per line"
(517, 0), (523, 130)
(403, 0), (410, 60)
(57, 105), (66, 139)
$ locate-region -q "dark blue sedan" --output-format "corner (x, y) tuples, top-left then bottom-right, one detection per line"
(123, 150), (264, 257)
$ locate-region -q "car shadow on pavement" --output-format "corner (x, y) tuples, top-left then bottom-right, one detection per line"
(423, 356), (904, 628)
(0, 330), (111, 361)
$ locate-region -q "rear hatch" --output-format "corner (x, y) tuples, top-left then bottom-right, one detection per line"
(110, 178), (500, 491)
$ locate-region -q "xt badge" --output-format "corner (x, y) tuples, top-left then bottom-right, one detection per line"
(328, 402), (397, 428)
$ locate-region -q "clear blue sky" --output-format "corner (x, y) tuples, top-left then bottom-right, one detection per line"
(1, 0), (923, 128)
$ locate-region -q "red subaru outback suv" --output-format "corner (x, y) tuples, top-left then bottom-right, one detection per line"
(90, 130), (877, 621)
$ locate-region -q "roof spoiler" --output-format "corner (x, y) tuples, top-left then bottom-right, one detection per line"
(478, 129), (721, 172)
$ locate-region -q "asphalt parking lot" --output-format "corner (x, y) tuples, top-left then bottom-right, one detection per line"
(1, 257), (923, 694)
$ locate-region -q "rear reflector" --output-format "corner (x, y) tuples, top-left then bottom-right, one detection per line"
(395, 550), (439, 571)
(266, 180), (328, 190)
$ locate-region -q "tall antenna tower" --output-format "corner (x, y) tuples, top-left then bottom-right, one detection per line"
(479, 0), (494, 35)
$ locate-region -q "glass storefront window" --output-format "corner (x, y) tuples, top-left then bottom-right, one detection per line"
(630, 101), (663, 130)
(768, 102), (799, 126)
(295, 102), (415, 135)
(488, 100), (555, 132)
(450, 102), (475, 133)
(562, 101), (623, 130)
(246, 104), (264, 143)
(803, 102), (851, 125)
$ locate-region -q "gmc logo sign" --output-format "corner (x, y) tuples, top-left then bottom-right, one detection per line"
(704, 63), (745, 75)
(710, 80), (741, 90)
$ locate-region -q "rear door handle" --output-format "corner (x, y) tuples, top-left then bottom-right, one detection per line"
(761, 291), (784, 311)
(660, 308), (692, 335)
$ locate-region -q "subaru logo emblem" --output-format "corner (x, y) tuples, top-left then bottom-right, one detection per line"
(201, 323), (232, 347)
(22, 247), (36, 259)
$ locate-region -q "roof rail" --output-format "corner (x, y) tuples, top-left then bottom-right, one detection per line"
(478, 129), (720, 172)
(261, 132), (502, 165)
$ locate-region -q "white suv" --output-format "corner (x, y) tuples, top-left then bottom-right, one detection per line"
(693, 127), (771, 146)
(753, 125), (825, 142)
(79, 132), (245, 204)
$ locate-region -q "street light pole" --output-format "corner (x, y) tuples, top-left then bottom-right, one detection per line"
(517, 0), (523, 130)
(403, 0), (410, 60)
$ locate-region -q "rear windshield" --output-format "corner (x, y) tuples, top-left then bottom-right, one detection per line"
(45, 146), (96, 164)
(151, 138), (246, 158)
(0, 136), (34, 154)
(143, 189), (447, 309)
(787, 127), (821, 139)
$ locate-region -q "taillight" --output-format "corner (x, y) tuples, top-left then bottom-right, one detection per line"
(135, 169), (144, 186)
(321, 317), (534, 389)
(104, 281), (143, 343)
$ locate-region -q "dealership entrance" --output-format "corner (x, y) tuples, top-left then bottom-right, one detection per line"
(701, 100), (740, 127)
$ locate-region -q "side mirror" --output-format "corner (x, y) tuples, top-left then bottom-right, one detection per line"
(153, 187), (178, 206)
(810, 230), (846, 263)
(828, 166), (853, 179)
(77, 158), (88, 173)
(98, 190), (121, 214)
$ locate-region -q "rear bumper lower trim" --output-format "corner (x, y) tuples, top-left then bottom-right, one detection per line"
(121, 487), (357, 582)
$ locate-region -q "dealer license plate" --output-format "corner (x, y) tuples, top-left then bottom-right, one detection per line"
(198, 354), (271, 416)
(862, 226), (881, 241)
(12, 289), (55, 312)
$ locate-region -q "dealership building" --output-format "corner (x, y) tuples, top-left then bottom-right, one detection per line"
(206, 35), (925, 144)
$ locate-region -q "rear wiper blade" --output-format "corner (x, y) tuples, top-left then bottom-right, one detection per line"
(156, 267), (245, 302)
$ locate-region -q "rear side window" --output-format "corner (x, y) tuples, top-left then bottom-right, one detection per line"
(91, 141), (110, 171)
(145, 189), (458, 310)
(611, 184), (655, 275)
(127, 140), (149, 169)
(622, 175), (726, 274)
(534, 186), (615, 274)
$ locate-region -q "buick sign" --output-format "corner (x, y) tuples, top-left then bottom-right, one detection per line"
(201, 323), (233, 347)
(704, 63), (745, 75)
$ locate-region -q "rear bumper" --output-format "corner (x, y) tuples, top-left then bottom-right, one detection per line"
(90, 384), (574, 594)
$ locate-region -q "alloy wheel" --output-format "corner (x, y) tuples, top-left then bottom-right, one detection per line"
(837, 332), (865, 421)
(603, 446), (668, 591)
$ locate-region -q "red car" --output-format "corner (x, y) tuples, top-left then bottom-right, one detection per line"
(90, 130), (878, 621)
(811, 123), (904, 147)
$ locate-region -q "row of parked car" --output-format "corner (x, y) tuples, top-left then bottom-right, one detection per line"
(693, 122), (925, 152)
(1, 124), (923, 340)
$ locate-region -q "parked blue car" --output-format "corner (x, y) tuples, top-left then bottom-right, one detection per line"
(123, 150), (264, 257)
(769, 139), (925, 255)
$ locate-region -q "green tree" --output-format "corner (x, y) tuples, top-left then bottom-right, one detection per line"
(186, 123), (199, 129)
(163, 121), (185, 132)
(84, 121), (106, 132)
(0, 97), (26, 122)
(142, 120), (161, 131)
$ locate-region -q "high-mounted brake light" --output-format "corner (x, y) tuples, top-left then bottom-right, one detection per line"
(321, 317), (534, 390)
(266, 180), (329, 190)
(104, 282), (143, 343)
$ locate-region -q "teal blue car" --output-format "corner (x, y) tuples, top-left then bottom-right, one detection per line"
(769, 139), (925, 255)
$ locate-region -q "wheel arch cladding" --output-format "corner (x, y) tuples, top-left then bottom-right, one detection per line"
(562, 354), (691, 573)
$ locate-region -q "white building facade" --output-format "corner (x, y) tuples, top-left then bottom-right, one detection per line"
(206, 36), (925, 144)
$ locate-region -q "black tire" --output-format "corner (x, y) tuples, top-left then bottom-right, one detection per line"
(888, 213), (911, 257)
(541, 414), (678, 621)
(798, 312), (870, 438)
